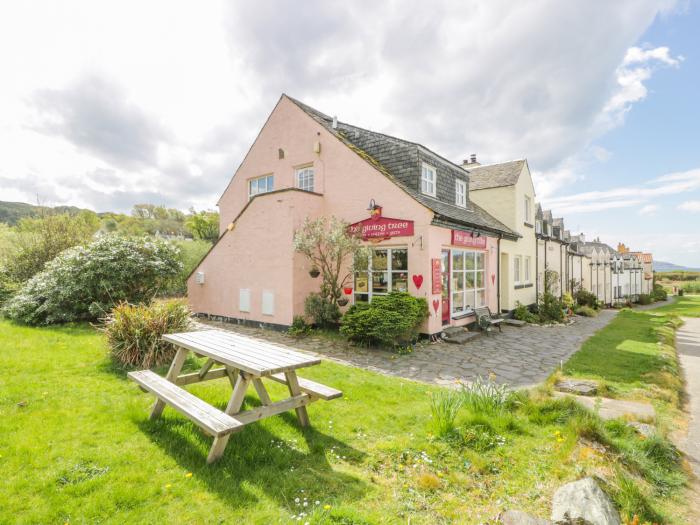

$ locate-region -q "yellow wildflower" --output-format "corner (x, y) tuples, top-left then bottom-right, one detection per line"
(324, 504), (331, 510)
(185, 472), (193, 478)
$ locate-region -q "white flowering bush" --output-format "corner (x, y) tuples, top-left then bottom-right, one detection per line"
(2, 235), (181, 325)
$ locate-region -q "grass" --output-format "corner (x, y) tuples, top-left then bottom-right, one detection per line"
(0, 315), (691, 523)
(652, 294), (700, 318)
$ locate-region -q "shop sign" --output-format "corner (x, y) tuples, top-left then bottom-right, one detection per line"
(348, 216), (414, 240)
(451, 229), (487, 249)
(431, 258), (442, 294)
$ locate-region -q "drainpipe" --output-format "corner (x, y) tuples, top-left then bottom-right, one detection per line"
(559, 243), (563, 299)
(497, 235), (501, 313)
(544, 238), (548, 296)
(535, 236), (539, 300)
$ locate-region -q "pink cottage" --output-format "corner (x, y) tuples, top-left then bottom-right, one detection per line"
(188, 95), (518, 336)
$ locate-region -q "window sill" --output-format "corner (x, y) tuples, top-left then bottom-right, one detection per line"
(514, 283), (533, 289)
(523, 222), (534, 228)
(451, 310), (475, 320)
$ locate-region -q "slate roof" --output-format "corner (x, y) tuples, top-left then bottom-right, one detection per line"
(579, 241), (618, 257)
(287, 95), (518, 240)
(466, 159), (526, 190)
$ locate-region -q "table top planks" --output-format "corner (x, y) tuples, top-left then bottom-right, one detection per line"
(163, 330), (321, 376)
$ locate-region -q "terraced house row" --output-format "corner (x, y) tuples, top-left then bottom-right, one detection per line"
(188, 95), (654, 336)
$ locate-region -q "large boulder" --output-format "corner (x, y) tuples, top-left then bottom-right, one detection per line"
(499, 509), (552, 524)
(555, 379), (598, 396)
(551, 478), (621, 525)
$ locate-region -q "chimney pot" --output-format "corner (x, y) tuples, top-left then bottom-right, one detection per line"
(332, 115), (338, 129)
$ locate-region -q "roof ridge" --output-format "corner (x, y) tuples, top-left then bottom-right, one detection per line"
(467, 158), (526, 170)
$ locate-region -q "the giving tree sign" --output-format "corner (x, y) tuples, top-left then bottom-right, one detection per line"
(348, 213), (414, 240)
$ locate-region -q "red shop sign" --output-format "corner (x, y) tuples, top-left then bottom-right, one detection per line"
(348, 216), (414, 240)
(451, 229), (487, 249)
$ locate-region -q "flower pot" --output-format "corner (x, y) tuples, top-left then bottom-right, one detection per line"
(309, 267), (320, 278)
(343, 287), (353, 295)
(337, 297), (349, 307)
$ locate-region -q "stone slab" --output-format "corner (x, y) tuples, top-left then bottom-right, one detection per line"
(553, 392), (655, 421)
(555, 378), (598, 396)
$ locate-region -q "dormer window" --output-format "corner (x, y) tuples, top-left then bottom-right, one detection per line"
(421, 163), (437, 197)
(455, 179), (466, 207)
(535, 220), (542, 234)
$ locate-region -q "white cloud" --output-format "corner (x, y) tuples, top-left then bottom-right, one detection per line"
(639, 204), (659, 215)
(679, 200), (700, 213)
(543, 168), (700, 213)
(0, 0), (682, 212)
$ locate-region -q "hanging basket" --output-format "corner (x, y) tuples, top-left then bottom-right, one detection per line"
(343, 287), (353, 295)
(309, 267), (320, 278)
(337, 297), (349, 307)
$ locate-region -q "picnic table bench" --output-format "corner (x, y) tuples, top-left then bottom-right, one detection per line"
(474, 306), (503, 335)
(128, 329), (342, 463)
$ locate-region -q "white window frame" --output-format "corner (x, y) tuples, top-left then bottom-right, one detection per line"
(514, 255), (522, 284)
(421, 163), (437, 197)
(248, 174), (274, 199)
(354, 247), (408, 303)
(455, 179), (466, 207)
(524, 195), (532, 224)
(450, 249), (486, 317)
(295, 166), (314, 192)
(535, 220), (542, 234)
(524, 256), (531, 283)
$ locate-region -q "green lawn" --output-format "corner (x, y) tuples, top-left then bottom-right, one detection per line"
(0, 318), (690, 524)
(652, 295), (700, 318)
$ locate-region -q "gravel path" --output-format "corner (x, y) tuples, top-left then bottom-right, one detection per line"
(195, 309), (618, 389)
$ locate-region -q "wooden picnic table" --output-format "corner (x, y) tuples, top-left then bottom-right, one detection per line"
(128, 329), (342, 463)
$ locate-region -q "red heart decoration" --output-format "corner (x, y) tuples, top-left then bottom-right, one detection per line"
(432, 299), (440, 313)
(412, 274), (424, 289)
(491, 273), (496, 285)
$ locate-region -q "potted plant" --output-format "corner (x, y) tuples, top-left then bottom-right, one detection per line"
(309, 266), (320, 278)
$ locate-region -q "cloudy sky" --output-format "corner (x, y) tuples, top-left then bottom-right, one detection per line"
(1, 1), (699, 265)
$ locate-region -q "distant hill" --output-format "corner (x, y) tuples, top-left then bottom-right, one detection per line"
(654, 260), (700, 272)
(0, 201), (94, 226)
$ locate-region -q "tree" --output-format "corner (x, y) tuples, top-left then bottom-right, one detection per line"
(4, 211), (100, 282)
(293, 216), (368, 304)
(185, 209), (219, 242)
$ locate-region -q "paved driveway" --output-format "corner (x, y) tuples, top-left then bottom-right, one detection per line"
(196, 309), (617, 388)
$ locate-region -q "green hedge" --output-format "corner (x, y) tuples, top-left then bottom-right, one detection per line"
(340, 292), (428, 348)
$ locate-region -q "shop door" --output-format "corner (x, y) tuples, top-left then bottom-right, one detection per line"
(441, 250), (450, 325)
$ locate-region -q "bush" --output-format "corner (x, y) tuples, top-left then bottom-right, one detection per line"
(513, 301), (537, 323)
(340, 292), (428, 348)
(651, 284), (667, 301)
(288, 315), (312, 337)
(537, 292), (565, 323)
(637, 293), (652, 305)
(575, 288), (599, 309)
(163, 239), (212, 296)
(0, 272), (19, 307)
(304, 292), (341, 327)
(103, 299), (192, 368)
(562, 292), (575, 310)
(678, 288), (684, 296)
(2, 235), (182, 325)
(574, 305), (598, 317)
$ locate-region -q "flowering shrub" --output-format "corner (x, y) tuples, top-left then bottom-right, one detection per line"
(2, 235), (181, 325)
(103, 299), (191, 368)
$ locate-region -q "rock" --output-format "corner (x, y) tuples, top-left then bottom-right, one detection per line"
(555, 379), (599, 396)
(553, 392), (655, 422)
(504, 318), (527, 327)
(627, 421), (656, 438)
(499, 509), (552, 524)
(551, 477), (621, 525)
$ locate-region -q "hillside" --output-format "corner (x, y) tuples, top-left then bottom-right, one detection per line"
(0, 201), (93, 225)
(654, 260), (700, 272)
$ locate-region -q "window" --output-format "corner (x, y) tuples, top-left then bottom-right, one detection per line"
(524, 256), (531, 283)
(514, 255), (522, 284)
(421, 163), (436, 197)
(295, 166), (314, 192)
(524, 195), (532, 223)
(451, 250), (486, 315)
(239, 289), (250, 312)
(455, 179), (466, 207)
(354, 248), (408, 303)
(248, 175), (274, 198)
(535, 220), (542, 234)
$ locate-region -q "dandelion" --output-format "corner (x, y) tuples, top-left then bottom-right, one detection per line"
(324, 504), (331, 510)
(315, 500), (320, 505)
(185, 472), (193, 478)
(165, 483), (172, 489)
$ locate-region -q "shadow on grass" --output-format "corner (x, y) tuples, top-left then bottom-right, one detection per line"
(135, 394), (368, 513)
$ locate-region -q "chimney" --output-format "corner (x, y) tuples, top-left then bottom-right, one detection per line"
(461, 153), (480, 168)
(332, 115), (338, 129)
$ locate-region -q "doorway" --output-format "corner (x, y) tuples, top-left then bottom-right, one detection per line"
(500, 252), (509, 312)
(441, 250), (450, 325)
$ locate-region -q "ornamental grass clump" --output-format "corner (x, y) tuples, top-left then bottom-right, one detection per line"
(460, 375), (514, 415)
(103, 299), (192, 368)
(429, 389), (463, 437)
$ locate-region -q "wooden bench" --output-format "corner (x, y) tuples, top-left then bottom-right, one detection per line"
(474, 306), (503, 335)
(268, 373), (343, 400)
(128, 370), (243, 437)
